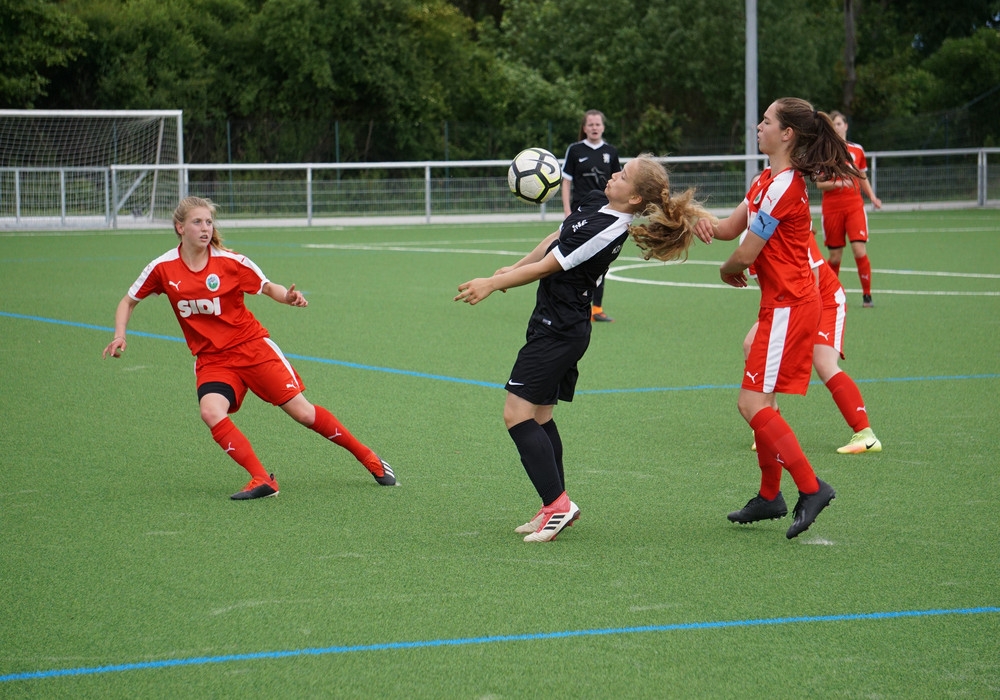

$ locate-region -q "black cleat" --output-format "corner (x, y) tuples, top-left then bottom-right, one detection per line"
(786, 479), (836, 539)
(373, 457), (396, 486)
(231, 473), (279, 500)
(728, 492), (788, 523)
(862, 294), (873, 308)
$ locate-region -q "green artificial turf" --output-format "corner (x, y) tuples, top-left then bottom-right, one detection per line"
(1, 210), (998, 698)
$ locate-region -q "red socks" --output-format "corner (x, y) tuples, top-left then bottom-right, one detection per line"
(855, 255), (872, 295)
(825, 371), (871, 432)
(750, 407), (819, 496)
(210, 409), (383, 481)
(211, 417), (269, 480)
(310, 405), (381, 474)
(825, 255), (871, 295)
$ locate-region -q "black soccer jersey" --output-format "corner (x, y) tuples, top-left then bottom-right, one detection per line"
(531, 190), (632, 338)
(561, 140), (622, 210)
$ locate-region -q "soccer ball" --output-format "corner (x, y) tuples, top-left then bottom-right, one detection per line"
(508, 148), (562, 204)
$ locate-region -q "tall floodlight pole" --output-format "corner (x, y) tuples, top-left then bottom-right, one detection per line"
(745, 0), (759, 188)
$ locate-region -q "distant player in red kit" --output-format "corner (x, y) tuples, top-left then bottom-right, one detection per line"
(102, 196), (395, 499)
(818, 110), (882, 307)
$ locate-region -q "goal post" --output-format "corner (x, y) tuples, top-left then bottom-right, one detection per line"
(0, 109), (184, 228)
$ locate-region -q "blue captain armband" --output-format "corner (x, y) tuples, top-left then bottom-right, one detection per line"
(749, 210), (780, 241)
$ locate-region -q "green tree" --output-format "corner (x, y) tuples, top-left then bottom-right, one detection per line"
(850, 2), (999, 145)
(496, 0), (843, 154)
(921, 27), (1000, 109)
(52, 0), (245, 116)
(0, 0), (86, 107)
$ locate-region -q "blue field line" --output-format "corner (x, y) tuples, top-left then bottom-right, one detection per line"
(4, 311), (1000, 390)
(0, 312), (186, 345)
(1, 606), (996, 683)
(284, 352), (503, 388)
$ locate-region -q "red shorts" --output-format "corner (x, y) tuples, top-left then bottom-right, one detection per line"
(822, 206), (869, 248)
(195, 336), (304, 413)
(743, 299), (821, 395)
(816, 287), (847, 360)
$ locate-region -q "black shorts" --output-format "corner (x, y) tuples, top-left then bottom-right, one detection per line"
(506, 326), (590, 405)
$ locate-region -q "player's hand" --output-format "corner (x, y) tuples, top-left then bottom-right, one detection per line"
(720, 269), (748, 288)
(694, 218), (716, 244)
(286, 283), (308, 307)
(455, 279), (493, 305)
(103, 337), (127, 359)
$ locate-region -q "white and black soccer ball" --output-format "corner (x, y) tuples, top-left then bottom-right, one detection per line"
(507, 147), (561, 204)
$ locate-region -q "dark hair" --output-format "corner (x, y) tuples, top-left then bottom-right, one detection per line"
(773, 98), (860, 182)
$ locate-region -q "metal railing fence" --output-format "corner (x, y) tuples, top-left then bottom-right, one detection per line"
(1, 149), (997, 229)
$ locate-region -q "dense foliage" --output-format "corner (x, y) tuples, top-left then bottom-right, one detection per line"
(2, 0), (998, 160)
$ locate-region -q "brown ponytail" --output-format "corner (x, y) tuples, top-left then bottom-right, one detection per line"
(773, 98), (861, 183)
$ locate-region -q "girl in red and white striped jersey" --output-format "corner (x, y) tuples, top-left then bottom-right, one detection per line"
(694, 98), (861, 539)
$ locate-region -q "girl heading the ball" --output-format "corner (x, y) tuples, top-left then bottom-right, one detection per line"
(455, 154), (710, 542)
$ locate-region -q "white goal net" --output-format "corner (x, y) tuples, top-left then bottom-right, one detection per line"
(0, 110), (183, 228)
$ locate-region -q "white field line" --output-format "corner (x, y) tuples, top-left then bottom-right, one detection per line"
(607, 261), (1000, 295)
(304, 242), (1000, 295)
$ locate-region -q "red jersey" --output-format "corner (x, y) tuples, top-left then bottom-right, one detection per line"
(128, 245), (271, 356)
(744, 167), (818, 308)
(821, 141), (867, 212)
(808, 236), (841, 305)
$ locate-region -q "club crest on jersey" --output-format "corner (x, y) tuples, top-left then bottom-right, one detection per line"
(753, 190), (763, 206)
(205, 273), (221, 292)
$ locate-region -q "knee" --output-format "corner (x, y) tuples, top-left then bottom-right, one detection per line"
(200, 405), (227, 427)
(292, 408), (313, 426)
(503, 404), (531, 430)
(503, 408), (519, 430)
(814, 359), (840, 384)
(736, 400), (755, 423)
(737, 393), (772, 424)
(282, 396), (315, 426)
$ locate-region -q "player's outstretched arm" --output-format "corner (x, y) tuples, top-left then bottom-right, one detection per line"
(263, 282), (308, 307)
(457, 253), (561, 305)
(503, 231), (560, 273)
(102, 296), (139, 359)
(705, 202), (748, 242)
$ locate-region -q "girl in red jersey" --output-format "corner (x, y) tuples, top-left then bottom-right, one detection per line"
(102, 197), (395, 499)
(693, 98), (860, 539)
(818, 111), (882, 307)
